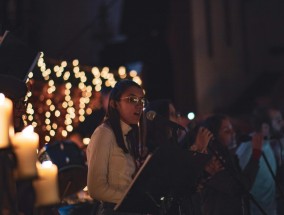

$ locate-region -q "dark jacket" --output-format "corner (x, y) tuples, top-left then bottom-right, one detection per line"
(201, 146), (260, 215)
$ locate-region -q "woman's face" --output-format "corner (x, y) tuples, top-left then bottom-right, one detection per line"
(116, 86), (145, 125)
(269, 109), (283, 134)
(218, 118), (236, 148)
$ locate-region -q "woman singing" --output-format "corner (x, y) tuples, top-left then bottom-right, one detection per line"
(87, 80), (146, 215)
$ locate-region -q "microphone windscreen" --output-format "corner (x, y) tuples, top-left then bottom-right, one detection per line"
(146, 111), (156, 121)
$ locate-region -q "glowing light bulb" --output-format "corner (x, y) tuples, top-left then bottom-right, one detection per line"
(187, 112), (195, 120)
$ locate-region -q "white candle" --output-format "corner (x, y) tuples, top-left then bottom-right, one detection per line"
(33, 161), (60, 206)
(0, 93), (14, 148)
(11, 125), (39, 179)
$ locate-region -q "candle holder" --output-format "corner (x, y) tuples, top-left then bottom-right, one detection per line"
(0, 147), (18, 214)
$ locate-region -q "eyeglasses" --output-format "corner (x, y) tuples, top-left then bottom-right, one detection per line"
(120, 96), (147, 106)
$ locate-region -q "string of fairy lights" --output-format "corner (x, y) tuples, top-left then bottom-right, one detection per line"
(24, 52), (142, 146)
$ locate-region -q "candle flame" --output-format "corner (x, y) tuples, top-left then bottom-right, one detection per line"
(42, 160), (53, 168)
(22, 125), (34, 134)
(0, 93), (5, 104)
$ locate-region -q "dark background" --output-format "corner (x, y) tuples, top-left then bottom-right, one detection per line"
(1, 0), (284, 117)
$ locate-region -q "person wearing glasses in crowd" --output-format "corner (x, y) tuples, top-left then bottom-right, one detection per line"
(87, 79), (147, 215)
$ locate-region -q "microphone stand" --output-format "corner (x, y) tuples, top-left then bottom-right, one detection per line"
(207, 144), (267, 215)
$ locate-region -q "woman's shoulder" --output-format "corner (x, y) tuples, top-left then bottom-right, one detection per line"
(94, 122), (113, 134)
(88, 123), (115, 149)
(90, 123), (116, 142)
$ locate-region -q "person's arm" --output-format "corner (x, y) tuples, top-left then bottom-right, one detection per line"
(86, 125), (124, 203)
(240, 132), (263, 189)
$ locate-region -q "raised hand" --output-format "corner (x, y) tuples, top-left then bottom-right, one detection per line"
(191, 127), (214, 153)
(251, 132), (264, 151)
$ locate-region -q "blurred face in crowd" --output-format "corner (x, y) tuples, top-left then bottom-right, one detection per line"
(218, 118), (236, 148)
(116, 86), (145, 125)
(269, 109), (284, 135)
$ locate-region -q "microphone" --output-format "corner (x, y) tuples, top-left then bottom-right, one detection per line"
(146, 110), (187, 132)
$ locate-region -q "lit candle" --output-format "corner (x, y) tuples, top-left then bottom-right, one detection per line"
(11, 125), (39, 179)
(33, 161), (60, 206)
(0, 93), (13, 148)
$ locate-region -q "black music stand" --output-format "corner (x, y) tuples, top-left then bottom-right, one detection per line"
(114, 142), (210, 214)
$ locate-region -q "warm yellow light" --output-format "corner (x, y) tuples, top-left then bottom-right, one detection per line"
(65, 82), (72, 89)
(83, 138), (90, 145)
(61, 61), (67, 67)
(35, 56), (143, 144)
(86, 108), (92, 115)
(72, 59), (79, 66)
(45, 119), (51, 125)
(79, 116), (85, 122)
(52, 123), (58, 129)
(95, 85), (101, 92)
(46, 125), (51, 131)
(54, 65), (60, 72)
(73, 66), (79, 73)
(118, 66), (126, 76)
(101, 67), (109, 78)
(66, 125), (73, 132)
(63, 72), (70, 80)
(62, 130), (67, 137)
(55, 110), (60, 117)
(129, 70), (137, 77)
(133, 76), (142, 85)
(28, 72), (34, 79)
(45, 136), (50, 142)
(46, 99), (52, 106)
(93, 78), (102, 85)
(50, 130), (55, 136)
(62, 102), (68, 108)
(50, 105), (55, 111)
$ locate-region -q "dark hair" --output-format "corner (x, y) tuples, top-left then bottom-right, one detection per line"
(144, 99), (173, 152)
(201, 114), (228, 139)
(200, 114), (232, 160)
(105, 80), (144, 156)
